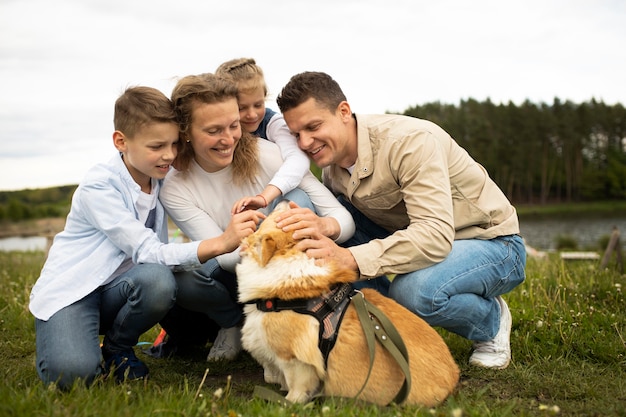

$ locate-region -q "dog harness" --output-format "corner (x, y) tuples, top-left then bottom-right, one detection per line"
(254, 282), (355, 366)
(251, 284), (413, 405)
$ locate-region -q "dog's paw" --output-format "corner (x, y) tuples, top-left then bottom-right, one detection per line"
(285, 389), (313, 404)
(263, 367), (284, 385)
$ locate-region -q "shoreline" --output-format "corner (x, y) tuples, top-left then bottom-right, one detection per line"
(0, 218), (65, 239)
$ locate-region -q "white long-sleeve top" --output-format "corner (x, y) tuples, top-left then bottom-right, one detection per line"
(160, 138), (355, 272)
(258, 110), (310, 195)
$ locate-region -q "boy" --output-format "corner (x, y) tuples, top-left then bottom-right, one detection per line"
(29, 87), (262, 389)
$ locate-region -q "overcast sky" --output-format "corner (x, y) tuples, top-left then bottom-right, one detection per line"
(1, 0), (625, 191)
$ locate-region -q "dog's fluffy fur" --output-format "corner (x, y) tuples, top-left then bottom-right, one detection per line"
(237, 201), (459, 406)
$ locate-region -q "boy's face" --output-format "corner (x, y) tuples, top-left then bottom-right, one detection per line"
(237, 87), (266, 134)
(283, 97), (354, 169)
(113, 122), (179, 190)
(189, 98), (242, 173)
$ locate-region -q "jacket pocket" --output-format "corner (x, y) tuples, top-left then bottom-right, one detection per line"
(357, 188), (403, 210)
(452, 189), (491, 230)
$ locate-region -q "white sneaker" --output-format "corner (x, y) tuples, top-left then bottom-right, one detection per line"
(469, 296), (512, 369)
(207, 326), (242, 362)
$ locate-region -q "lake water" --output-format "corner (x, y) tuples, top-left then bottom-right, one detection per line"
(0, 236), (48, 252)
(519, 214), (626, 251)
(1, 215), (624, 252)
(0, 231), (187, 252)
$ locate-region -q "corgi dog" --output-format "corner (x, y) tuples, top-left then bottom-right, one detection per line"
(236, 201), (459, 406)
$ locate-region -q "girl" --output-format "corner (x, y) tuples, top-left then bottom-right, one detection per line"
(215, 58), (310, 214)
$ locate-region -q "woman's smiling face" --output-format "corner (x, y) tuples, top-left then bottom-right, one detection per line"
(189, 97), (242, 173)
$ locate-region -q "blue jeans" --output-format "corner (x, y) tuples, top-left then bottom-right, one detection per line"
(389, 236), (526, 341)
(339, 196), (526, 340)
(271, 187), (316, 212)
(35, 263), (176, 389)
(337, 196), (392, 295)
(174, 258), (242, 328)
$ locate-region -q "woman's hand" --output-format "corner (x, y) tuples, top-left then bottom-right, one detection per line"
(221, 209), (265, 252)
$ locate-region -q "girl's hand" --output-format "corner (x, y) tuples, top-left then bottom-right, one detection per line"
(231, 195), (268, 214)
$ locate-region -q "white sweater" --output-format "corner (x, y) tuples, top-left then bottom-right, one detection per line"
(160, 138), (355, 272)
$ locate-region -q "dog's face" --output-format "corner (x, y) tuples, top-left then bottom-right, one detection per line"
(240, 200), (297, 267)
(237, 200), (356, 302)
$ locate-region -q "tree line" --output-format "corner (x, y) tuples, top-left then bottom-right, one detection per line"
(403, 98), (626, 204)
(0, 185), (76, 222)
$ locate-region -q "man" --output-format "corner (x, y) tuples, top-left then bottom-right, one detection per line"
(275, 71), (526, 369)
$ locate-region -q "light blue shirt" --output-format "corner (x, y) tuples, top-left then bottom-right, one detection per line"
(29, 153), (201, 321)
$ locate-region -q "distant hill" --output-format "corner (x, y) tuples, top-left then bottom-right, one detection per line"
(0, 185), (77, 222)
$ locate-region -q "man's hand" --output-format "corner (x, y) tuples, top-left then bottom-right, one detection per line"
(275, 201), (341, 240)
(293, 230), (358, 270)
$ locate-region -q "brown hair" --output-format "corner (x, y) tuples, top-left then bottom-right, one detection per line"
(114, 86), (176, 138)
(215, 57), (268, 97)
(277, 71), (347, 114)
(171, 73), (258, 184)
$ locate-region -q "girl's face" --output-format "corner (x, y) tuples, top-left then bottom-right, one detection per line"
(237, 87), (266, 134)
(189, 98), (242, 173)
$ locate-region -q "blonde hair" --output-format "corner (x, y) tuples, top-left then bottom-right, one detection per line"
(171, 73), (258, 184)
(215, 57), (267, 97)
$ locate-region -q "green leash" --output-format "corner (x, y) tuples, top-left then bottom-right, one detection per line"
(253, 291), (412, 406)
(351, 291), (412, 405)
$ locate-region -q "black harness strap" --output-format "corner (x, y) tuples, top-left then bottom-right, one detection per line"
(254, 283), (355, 365)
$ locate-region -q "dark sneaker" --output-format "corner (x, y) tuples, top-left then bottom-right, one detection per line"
(103, 348), (149, 382)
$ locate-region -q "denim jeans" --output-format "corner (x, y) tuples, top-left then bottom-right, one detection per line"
(337, 195), (392, 295)
(272, 187), (316, 212)
(174, 258), (242, 328)
(338, 196), (526, 340)
(35, 263), (176, 389)
(389, 235), (526, 341)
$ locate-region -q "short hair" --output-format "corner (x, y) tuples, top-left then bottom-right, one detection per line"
(215, 57), (267, 97)
(114, 86), (176, 138)
(171, 73), (258, 182)
(277, 72), (347, 114)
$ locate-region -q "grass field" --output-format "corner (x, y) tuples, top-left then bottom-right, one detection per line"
(1, 251), (625, 416)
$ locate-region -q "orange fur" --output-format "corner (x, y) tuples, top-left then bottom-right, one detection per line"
(237, 201), (460, 406)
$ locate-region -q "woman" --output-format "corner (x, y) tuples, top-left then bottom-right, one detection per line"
(160, 73), (355, 361)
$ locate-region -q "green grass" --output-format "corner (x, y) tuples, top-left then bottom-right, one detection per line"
(1, 252), (625, 416)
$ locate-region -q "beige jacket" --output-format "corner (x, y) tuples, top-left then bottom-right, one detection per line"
(323, 114), (520, 279)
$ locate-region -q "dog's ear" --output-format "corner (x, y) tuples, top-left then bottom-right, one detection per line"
(260, 235), (277, 267)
